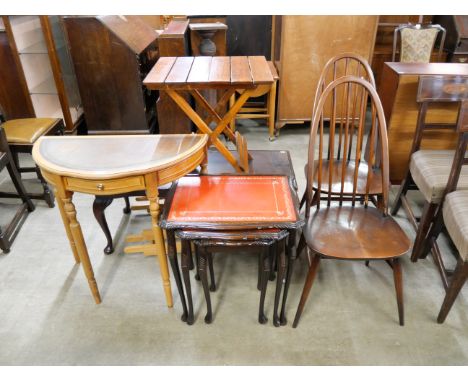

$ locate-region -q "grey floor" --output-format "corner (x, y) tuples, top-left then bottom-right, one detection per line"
(0, 122), (467, 365)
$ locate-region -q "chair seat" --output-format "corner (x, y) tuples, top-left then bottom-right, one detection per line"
(305, 160), (382, 195)
(410, 150), (468, 203)
(443, 191), (468, 261)
(304, 206), (410, 260)
(2, 118), (60, 144)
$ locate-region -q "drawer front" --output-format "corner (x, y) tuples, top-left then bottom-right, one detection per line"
(65, 176), (145, 195)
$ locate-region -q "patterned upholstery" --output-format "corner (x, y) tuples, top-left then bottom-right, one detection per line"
(400, 28), (439, 63)
(410, 150), (468, 203)
(443, 190), (468, 261)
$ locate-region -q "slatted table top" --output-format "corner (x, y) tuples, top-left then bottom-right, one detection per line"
(143, 56), (274, 90)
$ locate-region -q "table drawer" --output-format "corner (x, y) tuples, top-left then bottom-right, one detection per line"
(65, 176), (145, 194)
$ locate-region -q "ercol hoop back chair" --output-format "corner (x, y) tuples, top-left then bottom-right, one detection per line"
(392, 23), (446, 63)
(392, 75), (468, 263)
(299, 53), (380, 210)
(421, 99), (468, 323)
(0, 127), (35, 253)
(0, 117), (64, 208)
(293, 76), (410, 328)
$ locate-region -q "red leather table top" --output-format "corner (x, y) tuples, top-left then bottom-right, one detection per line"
(167, 176), (297, 224)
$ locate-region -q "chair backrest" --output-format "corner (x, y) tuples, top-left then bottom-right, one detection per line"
(392, 23), (446, 63)
(305, 76), (390, 217)
(312, 53), (376, 113)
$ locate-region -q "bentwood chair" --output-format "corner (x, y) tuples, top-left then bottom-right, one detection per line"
(0, 118), (64, 207)
(392, 75), (468, 262)
(293, 76), (410, 328)
(299, 53), (379, 210)
(392, 23), (446, 63)
(415, 99), (468, 323)
(0, 127), (35, 253)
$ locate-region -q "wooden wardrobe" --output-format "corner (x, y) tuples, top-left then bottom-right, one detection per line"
(272, 16), (379, 130)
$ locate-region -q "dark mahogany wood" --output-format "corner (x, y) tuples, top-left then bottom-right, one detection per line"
(294, 76), (410, 328)
(0, 127), (35, 253)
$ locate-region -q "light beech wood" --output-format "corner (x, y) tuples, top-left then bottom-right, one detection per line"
(33, 134), (208, 307)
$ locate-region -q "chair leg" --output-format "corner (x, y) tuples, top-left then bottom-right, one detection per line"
(198, 246), (213, 324)
(181, 240), (194, 325)
(35, 165), (55, 208)
(391, 173), (412, 216)
(411, 202), (438, 262)
(292, 254), (321, 328)
(258, 246), (271, 324)
(6, 161), (34, 212)
(392, 258), (404, 326)
(437, 261), (468, 324)
(92, 196), (114, 255)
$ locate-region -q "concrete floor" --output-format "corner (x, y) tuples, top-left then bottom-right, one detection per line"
(0, 122), (467, 365)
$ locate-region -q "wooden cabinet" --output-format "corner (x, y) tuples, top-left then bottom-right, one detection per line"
(378, 62), (468, 183)
(273, 16), (378, 128)
(63, 16), (159, 134)
(0, 16), (83, 133)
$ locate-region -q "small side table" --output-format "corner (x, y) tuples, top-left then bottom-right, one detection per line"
(32, 134), (208, 307)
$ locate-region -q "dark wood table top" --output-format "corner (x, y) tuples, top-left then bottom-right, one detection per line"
(143, 56), (274, 90)
(385, 62), (468, 76)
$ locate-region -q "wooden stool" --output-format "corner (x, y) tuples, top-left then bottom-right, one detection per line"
(1, 118), (64, 207)
(0, 127), (35, 253)
(229, 61), (279, 141)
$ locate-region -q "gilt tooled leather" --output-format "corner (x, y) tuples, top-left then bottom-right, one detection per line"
(168, 176), (296, 223)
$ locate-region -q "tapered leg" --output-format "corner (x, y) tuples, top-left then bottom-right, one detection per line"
(411, 202), (438, 262)
(293, 254), (321, 328)
(63, 193), (101, 304)
(166, 230), (188, 322)
(391, 174), (411, 216)
(392, 258), (404, 326)
(187, 241), (194, 270)
(92, 196), (114, 255)
(257, 249), (262, 291)
(198, 247), (213, 324)
(181, 240), (194, 325)
(146, 186), (173, 308)
(273, 239), (286, 327)
(207, 251), (216, 291)
(437, 261), (468, 324)
(258, 247), (271, 324)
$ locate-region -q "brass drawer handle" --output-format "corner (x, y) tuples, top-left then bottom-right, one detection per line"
(459, 57), (467, 63)
(97, 183), (104, 191)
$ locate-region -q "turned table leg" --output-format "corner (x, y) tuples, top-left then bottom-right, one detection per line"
(62, 191), (101, 304)
(54, 188), (80, 264)
(146, 185), (173, 308)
